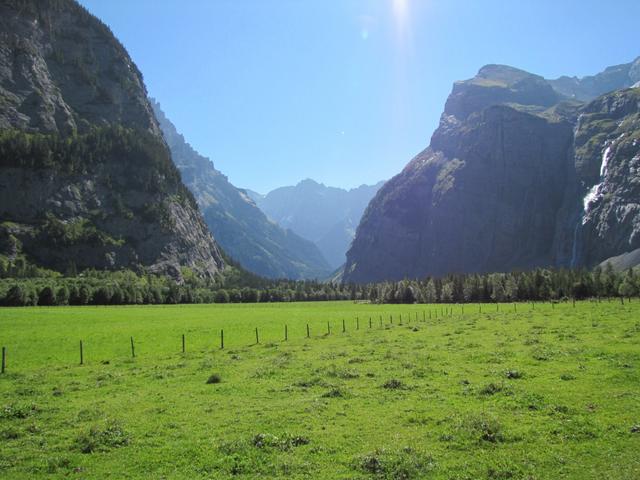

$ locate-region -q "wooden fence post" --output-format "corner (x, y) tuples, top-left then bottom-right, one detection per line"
(342, 319), (346, 333)
(79, 340), (83, 365)
(220, 329), (224, 349)
(1, 346), (5, 374)
(255, 328), (259, 344)
(306, 324), (310, 338)
(369, 317), (372, 329)
(357, 317), (360, 330)
(285, 325), (288, 341)
(130, 337), (135, 358)
(182, 334), (185, 353)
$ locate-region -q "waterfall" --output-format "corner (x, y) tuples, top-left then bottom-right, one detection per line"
(570, 220), (580, 268)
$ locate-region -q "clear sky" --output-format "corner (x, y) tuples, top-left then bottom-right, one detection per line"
(78, 0), (640, 194)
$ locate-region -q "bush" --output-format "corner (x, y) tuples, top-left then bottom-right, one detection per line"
(355, 447), (435, 478)
(206, 374), (222, 384)
(382, 379), (406, 390)
(75, 419), (130, 453)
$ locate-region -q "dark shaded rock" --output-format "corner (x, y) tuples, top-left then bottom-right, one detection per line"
(0, 0), (223, 279)
(344, 61), (640, 283)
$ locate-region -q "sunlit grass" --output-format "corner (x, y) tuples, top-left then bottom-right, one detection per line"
(0, 300), (639, 478)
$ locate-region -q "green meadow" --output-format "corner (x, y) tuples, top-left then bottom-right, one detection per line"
(0, 301), (639, 479)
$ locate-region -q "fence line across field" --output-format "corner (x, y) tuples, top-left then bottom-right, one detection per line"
(0, 299), (626, 373)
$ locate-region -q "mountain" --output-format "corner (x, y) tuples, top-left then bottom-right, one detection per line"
(344, 60), (640, 283)
(255, 179), (384, 269)
(0, 0), (223, 279)
(548, 57), (640, 102)
(151, 101), (332, 280)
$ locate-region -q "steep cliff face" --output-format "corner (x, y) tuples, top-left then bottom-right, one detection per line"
(559, 88), (640, 268)
(0, 0), (224, 278)
(344, 61), (640, 283)
(151, 101), (331, 280)
(256, 179), (384, 269)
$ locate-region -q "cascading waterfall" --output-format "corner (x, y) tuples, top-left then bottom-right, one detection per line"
(569, 119), (619, 267)
(582, 143), (613, 223)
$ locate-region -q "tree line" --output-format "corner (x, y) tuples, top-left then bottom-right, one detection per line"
(0, 263), (636, 307)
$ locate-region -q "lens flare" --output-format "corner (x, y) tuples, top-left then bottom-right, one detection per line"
(392, 0), (409, 30)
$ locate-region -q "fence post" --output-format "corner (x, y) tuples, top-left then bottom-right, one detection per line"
(306, 324), (310, 338)
(369, 317), (372, 329)
(357, 317), (360, 330)
(1, 346), (5, 374)
(255, 328), (259, 344)
(79, 340), (83, 365)
(130, 337), (135, 358)
(327, 321), (330, 335)
(342, 319), (346, 333)
(220, 329), (224, 349)
(285, 325), (288, 341)
(379, 315), (383, 327)
(182, 334), (185, 353)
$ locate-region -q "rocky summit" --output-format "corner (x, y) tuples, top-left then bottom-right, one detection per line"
(344, 60), (640, 283)
(0, 0), (224, 279)
(254, 179), (384, 269)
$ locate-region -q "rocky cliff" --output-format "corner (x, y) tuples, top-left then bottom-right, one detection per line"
(151, 101), (331, 280)
(344, 61), (640, 283)
(0, 0), (224, 279)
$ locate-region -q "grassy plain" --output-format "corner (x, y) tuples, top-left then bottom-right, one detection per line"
(0, 301), (639, 479)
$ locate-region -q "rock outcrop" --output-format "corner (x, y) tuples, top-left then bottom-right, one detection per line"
(0, 0), (224, 279)
(344, 61), (640, 283)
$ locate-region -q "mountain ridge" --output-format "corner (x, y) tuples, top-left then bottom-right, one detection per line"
(344, 58), (640, 283)
(151, 100), (332, 280)
(0, 0), (224, 279)
(254, 178), (384, 269)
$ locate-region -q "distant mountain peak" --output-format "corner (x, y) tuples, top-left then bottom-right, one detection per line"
(151, 102), (331, 280)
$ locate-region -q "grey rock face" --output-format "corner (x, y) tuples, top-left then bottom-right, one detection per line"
(559, 88), (640, 268)
(0, 0), (224, 279)
(344, 62), (640, 283)
(151, 100), (331, 280)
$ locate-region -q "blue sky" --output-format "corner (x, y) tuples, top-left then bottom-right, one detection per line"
(78, 0), (640, 193)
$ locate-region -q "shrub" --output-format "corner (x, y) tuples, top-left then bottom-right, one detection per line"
(206, 374), (222, 384)
(479, 382), (503, 395)
(0, 403), (37, 419)
(382, 379), (406, 390)
(354, 447), (435, 478)
(464, 414), (505, 443)
(322, 388), (345, 398)
(75, 419), (130, 453)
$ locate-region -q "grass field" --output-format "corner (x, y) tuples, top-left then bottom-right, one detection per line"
(0, 300), (639, 479)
